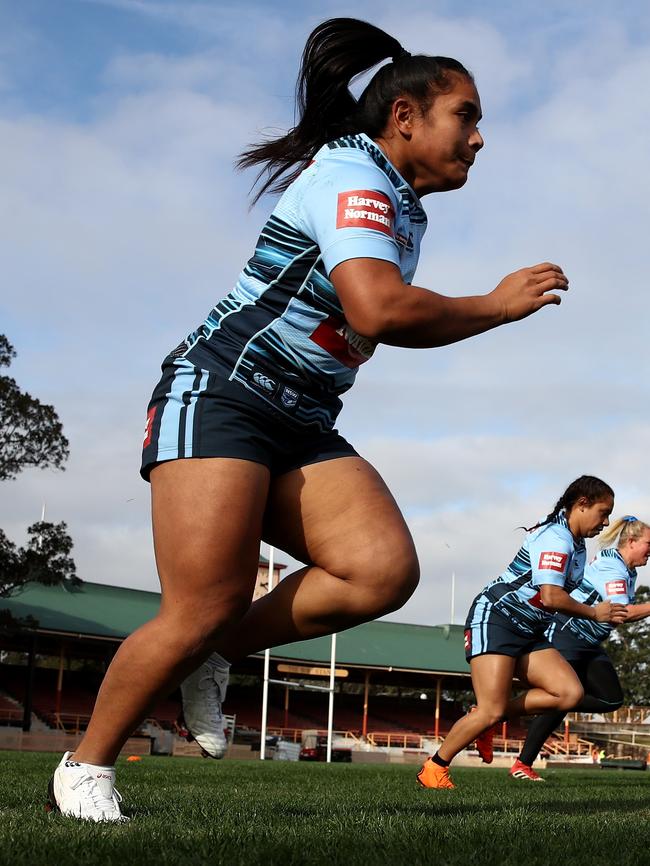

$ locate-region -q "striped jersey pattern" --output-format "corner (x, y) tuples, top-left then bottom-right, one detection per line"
(170, 132), (427, 431)
(547, 548), (636, 648)
(480, 512), (587, 634)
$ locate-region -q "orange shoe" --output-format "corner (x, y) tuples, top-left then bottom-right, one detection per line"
(416, 757), (456, 789)
(475, 725), (495, 764)
(509, 759), (545, 782)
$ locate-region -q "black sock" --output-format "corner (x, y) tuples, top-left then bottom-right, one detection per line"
(431, 751), (450, 768)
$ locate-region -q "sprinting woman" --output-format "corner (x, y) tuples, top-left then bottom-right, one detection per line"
(47, 17), (570, 820)
(509, 515), (650, 781)
(417, 476), (627, 789)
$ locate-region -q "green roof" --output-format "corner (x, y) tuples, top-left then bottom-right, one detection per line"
(271, 622), (467, 675)
(1, 581), (469, 676)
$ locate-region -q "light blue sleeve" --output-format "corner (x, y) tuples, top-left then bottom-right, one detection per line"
(589, 556), (630, 604)
(297, 157), (401, 275)
(528, 523), (574, 589)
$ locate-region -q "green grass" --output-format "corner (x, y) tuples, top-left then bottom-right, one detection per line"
(1, 752), (649, 866)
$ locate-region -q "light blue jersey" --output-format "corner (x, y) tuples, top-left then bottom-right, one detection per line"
(174, 133), (427, 430)
(482, 512), (586, 634)
(547, 548), (636, 650)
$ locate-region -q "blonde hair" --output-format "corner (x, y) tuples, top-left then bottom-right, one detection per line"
(598, 516), (650, 550)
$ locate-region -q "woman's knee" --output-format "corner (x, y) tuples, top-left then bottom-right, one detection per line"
(160, 595), (250, 652)
(556, 682), (584, 711)
(355, 549), (420, 617)
(600, 692), (624, 712)
(474, 706), (505, 728)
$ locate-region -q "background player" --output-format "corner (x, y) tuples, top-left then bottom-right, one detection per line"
(509, 515), (650, 781)
(417, 476), (626, 789)
(47, 17), (570, 820)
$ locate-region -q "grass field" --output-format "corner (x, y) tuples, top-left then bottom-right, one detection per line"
(1, 752), (649, 866)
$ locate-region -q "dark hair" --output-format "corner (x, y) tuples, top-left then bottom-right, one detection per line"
(237, 17), (472, 202)
(524, 475), (615, 532)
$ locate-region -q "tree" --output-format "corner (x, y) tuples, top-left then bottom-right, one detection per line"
(0, 335), (79, 620)
(0, 521), (79, 599)
(605, 585), (650, 706)
(0, 335), (69, 481)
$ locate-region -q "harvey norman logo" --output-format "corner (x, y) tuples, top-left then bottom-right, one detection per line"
(605, 579), (627, 597)
(538, 551), (568, 573)
(336, 189), (395, 236)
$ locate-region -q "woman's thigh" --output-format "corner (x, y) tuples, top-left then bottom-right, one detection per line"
(264, 455), (419, 587)
(516, 648), (582, 694)
(150, 456), (271, 618)
(470, 654), (518, 711)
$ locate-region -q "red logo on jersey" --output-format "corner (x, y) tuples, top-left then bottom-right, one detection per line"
(528, 591), (545, 610)
(336, 190), (395, 236)
(538, 551), (568, 573)
(143, 407), (156, 448)
(605, 579), (627, 597)
(464, 629), (471, 651)
(310, 316), (375, 368)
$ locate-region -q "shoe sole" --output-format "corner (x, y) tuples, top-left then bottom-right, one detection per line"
(176, 712), (221, 759)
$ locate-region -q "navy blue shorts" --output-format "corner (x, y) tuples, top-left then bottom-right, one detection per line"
(546, 621), (610, 662)
(141, 356), (357, 481)
(464, 593), (552, 663)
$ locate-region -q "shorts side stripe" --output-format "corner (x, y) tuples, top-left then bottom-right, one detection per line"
(479, 595), (492, 655)
(156, 360), (194, 464)
(184, 369), (209, 455)
(467, 594), (492, 657)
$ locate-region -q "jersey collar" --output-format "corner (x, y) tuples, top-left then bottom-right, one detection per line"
(601, 547), (637, 578)
(555, 509), (586, 552)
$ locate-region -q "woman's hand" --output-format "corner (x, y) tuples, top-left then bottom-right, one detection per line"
(592, 601), (628, 624)
(491, 263), (569, 323)
(331, 258), (568, 349)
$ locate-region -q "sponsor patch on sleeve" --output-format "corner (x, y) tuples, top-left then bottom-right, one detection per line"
(464, 629), (471, 651)
(538, 551), (568, 573)
(336, 189), (395, 237)
(605, 579), (627, 597)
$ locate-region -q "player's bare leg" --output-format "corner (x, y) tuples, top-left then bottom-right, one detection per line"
(212, 456), (420, 659)
(71, 458), (270, 767)
(508, 648), (584, 716)
(436, 654), (517, 761)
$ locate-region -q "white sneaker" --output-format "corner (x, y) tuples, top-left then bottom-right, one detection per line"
(179, 652), (230, 759)
(47, 752), (127, 822)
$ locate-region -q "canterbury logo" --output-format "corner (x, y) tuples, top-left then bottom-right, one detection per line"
(252, 372), (276, 393)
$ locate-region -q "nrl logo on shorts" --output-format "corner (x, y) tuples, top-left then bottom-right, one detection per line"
(280, 386), (299, 408)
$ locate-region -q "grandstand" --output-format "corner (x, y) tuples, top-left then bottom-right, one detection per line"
(0, 577), (603, 763)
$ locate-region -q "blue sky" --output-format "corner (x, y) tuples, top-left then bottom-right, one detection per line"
(1, 0), (649, 625)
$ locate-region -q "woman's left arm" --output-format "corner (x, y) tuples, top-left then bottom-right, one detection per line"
(621, 603), (650, 622)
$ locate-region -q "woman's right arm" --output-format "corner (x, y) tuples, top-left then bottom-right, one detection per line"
(539, 585), (627, 624)
(331, 258), (568, 349)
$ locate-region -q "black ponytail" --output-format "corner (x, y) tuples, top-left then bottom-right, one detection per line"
(237, 17), (472, 203)
(524, 475), (615, 532)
